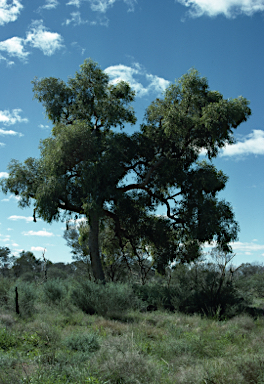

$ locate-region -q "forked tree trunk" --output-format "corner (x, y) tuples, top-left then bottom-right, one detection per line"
(88, 211), (105, 282)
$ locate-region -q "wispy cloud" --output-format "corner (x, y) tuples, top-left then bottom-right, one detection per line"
(66, 0), (82, 7)
(178, 0), (264, 18)
(38, 0), (59, 10)
(0, 20), (63, 62)
(0, 142), (5, 147)
(221, 130), (264, 157)
(66, 0), (137, 12)
(8, 215), (33, 223)
(0, 128), (23, 137)
(64, 11), (108, 26)
(231, 241), (264, 253)
(0, 53), (14, 66)
(0, 172), (8, 178)
(26, 20), (64, 56)
(64, 11), (90, 25)
(38, 124), (50, 129)
(0, 109), (28, 125)
(89, 0), (137, 12)
(1, 194), (20, 202)
(31, 246), (46, 252)
(0, 0), (23, 26)
(105, 63), (170, 97)
(23, 230), (54, 237)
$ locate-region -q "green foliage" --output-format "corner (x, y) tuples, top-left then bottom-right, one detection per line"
(0, 328), (19, 350)
(42, 279), (68, 305)
(63, 332), (100, 353)
(11, 282), (38, 317)
(70, 281), (141, 316)
(1, 61), (251, 281)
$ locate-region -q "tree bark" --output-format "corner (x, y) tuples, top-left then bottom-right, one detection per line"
(88, 211), (105, 282)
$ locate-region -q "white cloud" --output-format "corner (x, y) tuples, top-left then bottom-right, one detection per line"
(0, 21), (63, 62)
(105, 63), (170, 98)
(39, 124), (50, 129)
(41, 0), (59, 10)
(0, 142), (5, 147)
(67, 0), (82, 6)
(31, 246), (46, 252)
(0, 109), (28, 125)
(1, 194), (20, 202)
(178, 0), (264, 18)
(89, 0), (136, 12)
(0, 53), (14, 66)
(26, 20), (64, 56)
(0, 0), (23, 26)
(64, 11), (89, 25)
(23, 230), (54, 237)
(0, 172), (8, 178)
(0, 37), (29, 61)
(231, 241), (264, 253)
(0, 128), (23, 137)
(8, 215), (33, 222)
(221, 130), (264, 157)
(66, 0), (136, 12)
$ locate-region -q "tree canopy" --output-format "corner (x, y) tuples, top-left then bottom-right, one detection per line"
(1, 59), (251, 281)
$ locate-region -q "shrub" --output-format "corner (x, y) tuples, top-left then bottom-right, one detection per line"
(70, 281), (141, 316)
(11, 282), (38, 317)
(63, 332), (100, 353)
(42, 279), (67, 304)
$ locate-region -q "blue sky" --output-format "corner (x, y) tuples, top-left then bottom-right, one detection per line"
(0, 0), (264, 265)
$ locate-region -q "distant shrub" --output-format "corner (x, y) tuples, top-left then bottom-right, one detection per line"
(70, 281), (141, 316)
(8, 282), (38, 317)
(63, 332), (100, 353)
(42, 279), (67, 304)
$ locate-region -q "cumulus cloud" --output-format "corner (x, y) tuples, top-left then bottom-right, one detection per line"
(221, 130), (264, 157)
(105, 63), (170, 97)
(178, 0), (264, 18)
(0, 20), (63, 62)
(0, 37), (29, 61)
(0, 172), (8, 178)
(31, 246), (46, 252)
(0, 0), (23, 26)
(0, 109), (28, 125)
(8, 215), (33, 222)
(23, 230), (54, 237)
(26, 20), (64, 56)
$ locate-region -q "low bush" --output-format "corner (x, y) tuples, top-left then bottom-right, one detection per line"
(41, 279), (68, 305)
(70, 281), (142, 316)
(63, 332), (100, 353)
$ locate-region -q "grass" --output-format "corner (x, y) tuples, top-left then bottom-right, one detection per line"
(1, 302), (264, 384)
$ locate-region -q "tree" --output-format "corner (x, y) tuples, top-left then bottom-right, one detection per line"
(0, 247), (15, 277)
(12, 251), (42, 279)
(1, 60), (251, 282)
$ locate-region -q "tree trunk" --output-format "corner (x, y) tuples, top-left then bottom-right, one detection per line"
(88, 211), (105, 282)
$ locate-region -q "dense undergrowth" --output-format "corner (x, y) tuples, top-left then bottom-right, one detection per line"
(1, 262), (264, 383)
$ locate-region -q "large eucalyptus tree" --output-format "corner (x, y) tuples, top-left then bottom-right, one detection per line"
(1, 59), (251, 281)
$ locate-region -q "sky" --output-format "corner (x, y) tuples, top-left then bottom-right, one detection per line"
(0, 0), (264, 266)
